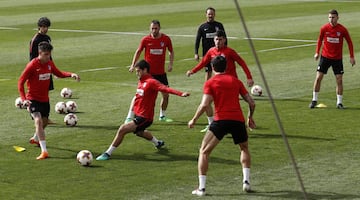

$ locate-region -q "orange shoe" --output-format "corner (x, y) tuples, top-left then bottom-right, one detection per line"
(29, 138), (40, 147)
(36, 151), (49, 160)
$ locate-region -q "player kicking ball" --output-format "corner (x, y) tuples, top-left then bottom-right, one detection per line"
(96, 60), (190, 161)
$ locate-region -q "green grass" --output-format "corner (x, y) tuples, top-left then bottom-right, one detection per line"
(1, 0), (360, 199)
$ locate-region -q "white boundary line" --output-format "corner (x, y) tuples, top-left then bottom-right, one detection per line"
(245, 37), (316, 43)
(257, 43), (316, 53)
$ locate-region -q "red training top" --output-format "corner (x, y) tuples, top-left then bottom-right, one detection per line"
(18, 58), (72, 102)
(138, 33), (173, 75)
(191, 46), (252, 79)
(316, 23), (354, 60)
(204, 73), (248, 122)
(134, 74), (183, 120)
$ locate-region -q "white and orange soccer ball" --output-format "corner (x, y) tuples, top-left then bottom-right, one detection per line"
(250, 85), (263, 96)
(77, 150), (93, 166)
(55, 102), (67, 114)
(60, 87), (72, 98)
(66, 100), (77, 113)
(64, 113), (78, 126)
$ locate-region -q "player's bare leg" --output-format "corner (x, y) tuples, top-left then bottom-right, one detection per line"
(310, 72), (324, 108)
(239, 141), (251, 192)
(32, 112), (48, 159)
(159, 92), (172, 122)
(335, 74), (344, 108)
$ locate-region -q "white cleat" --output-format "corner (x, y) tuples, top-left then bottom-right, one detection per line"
(192, 188), (206, 196)
(243, 181), (251, 192)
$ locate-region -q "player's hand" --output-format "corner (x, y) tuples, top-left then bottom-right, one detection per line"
(168, 65), (173, 72)
(350, 57), (356, 66)
(194, 54), (199, 62)
(22, 100), (31, 111)
(71, 73), (80, 82)
(314, 53), (319, 61)
(188, 119), (196, 128)
(247, 79), (254, 87)
(247, 117), (256, 129)
(181, 92), (190, 97)
(186, 70), (193, 77)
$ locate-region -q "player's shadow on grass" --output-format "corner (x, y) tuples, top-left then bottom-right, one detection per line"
(239, 190), (360, 200)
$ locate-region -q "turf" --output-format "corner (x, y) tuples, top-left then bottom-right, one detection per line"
(1, 0), (360, 199)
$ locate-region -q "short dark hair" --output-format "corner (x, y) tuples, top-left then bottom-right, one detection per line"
(211, 56), (227, 73)
(37, 17), (51, 27)
(135, 59), (150, 71)
(206, 7), (215, 13)
(38, 41), (53, 52)
(151, 20), (161, 27)
(215, 29), (226, 38)
(329, 9), (338, 16)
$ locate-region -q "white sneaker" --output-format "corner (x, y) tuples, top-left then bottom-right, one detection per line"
(243, 181), (251, 192)
(192, 188), (205, 196)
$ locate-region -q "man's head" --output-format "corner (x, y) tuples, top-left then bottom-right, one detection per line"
(328, 9), (339, 26)
(150, 20), (161, 38)
(134, 60), (150, 79)
(206, 7), (216, 22)
(38, 41), (53, 63)
(37, 17), (51, 34)
(214, 30), (226, 49)
(211, 55), (227, 73)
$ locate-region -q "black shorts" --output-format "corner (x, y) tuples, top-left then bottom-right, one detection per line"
(317, 56), (344, 75)
(205, 63), (212, 72)
(29, 100), (50, 118)
(209, 120), (248, 144)
(152, 74), (169, 86)
(133, 116), (153, 134)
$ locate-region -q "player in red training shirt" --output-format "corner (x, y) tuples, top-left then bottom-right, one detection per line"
(96, 60), (190, 161)
(18, 41), (80, 160)
(187, 30), (254, 132)
(309, 9), (356, 109)
(126, 20), (175, 123)
(188, 56), (255, 196)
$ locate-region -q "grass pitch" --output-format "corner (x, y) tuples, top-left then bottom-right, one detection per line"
(1, 0), (360, 199)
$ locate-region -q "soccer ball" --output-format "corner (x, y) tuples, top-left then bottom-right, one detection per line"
(77, 150), (93, 166)
(15, 97), (25, 109)
(251, 85), (263, 96)
(66, 100), (77, 113)
(55, 102), (67, 114)
(60, 87), (72, 98)
(64, 113), (78, 126)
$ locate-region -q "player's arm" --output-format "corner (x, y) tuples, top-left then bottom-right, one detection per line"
(154, 80), (190, 97)
(314, 27), (325, 60)
(188, 94), (212, 128)
(167, 39), (174, 72)
(194, 27), (202, 61)
(51, 62), (80, 81)
(29, 36), (38, 60)
(233, 50), (254, 86)
(344, 29), (355, 66)
(187, 51), (210, 76)
(129, 48), (142, 72)
(242, 93), (256, 129)
(18, 65), (30, 101)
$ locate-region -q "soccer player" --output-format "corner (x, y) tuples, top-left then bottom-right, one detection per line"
(309, 9), (356, 109)
(96, 60), (190, 161)
(126, 20), (175, 122)
(29, 17), (55, 125)
(18, 41), (80, 160)
(194, 7), (227, 133)
(188, 56), (255, 196)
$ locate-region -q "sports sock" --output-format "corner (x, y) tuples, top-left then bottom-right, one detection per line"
(126, 111), (134, 119)
(336, 95), (343, 105)
(105, 146), (116, 156)
(159, 109), (166, 118)
(32, 133), (38, 141)
(151, 136), (159, 145)
(199, 175), (206, 189)
(39, 140), (47, 153)
(207, 116), (214, 125)
(243, 168), (250, 183)
(312, 91), (319, 101)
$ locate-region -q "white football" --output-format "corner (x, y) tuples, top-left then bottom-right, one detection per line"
(251, 85), (263, 96)
(15, 97), (25, 109)
(55, 102), (67, 114)
(64, 113), (78, 126)
(60, 87), (72, 98)
(77, 150), (93, 166)
(66, 100), (77, 113)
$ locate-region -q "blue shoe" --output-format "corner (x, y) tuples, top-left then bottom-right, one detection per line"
(155, 140), (165, 149)
(159, 116), (173, 122)
(96, 153), (110, 161)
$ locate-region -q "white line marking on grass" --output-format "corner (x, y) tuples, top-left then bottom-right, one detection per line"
(245, 37), (316, 43)
(79, 66), (125, 72)
(0, 78), (11, 81)
(257, 43), (316, 53)
(0, 27), (20, 30)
